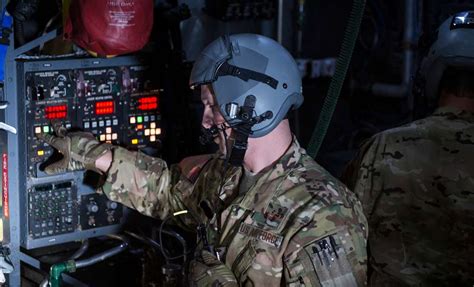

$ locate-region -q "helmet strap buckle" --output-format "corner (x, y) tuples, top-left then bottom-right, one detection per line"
(227, 95), (256, 166)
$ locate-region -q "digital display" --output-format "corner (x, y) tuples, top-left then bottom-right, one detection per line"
(95, 101), (115, 115)
(44, 105), (67, 119)
(138, 96), (158, 111)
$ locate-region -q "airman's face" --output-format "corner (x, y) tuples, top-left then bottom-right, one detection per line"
(200, 85), (232, 153)
(201, 85), (226, 129)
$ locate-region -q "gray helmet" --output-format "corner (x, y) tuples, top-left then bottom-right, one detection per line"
(189, 33), (303, 138)
(420, 11), (474, 102)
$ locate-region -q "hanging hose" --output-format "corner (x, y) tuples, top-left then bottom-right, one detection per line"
(40, 240), (90, 287)
(306, 0), (367, 158)
(70, 239), (90, 260)
(75, 234), (128, 268)
(48, 234), (129, 287)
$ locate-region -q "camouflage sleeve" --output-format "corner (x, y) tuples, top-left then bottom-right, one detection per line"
(342, 135), (381, 213)
(101, 146), (209, 222)
(342, 137), (376, 189)
(283, 203), (368, 286)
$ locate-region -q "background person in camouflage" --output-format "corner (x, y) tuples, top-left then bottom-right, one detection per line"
(41, 34), (368, 286)
(344, 13), (474, 286)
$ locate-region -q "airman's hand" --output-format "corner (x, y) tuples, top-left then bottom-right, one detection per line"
(37, 121), (112, 174)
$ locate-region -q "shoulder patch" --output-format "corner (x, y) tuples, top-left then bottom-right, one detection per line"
(179, 154), (213, 183)
(303, 234), (359, 285)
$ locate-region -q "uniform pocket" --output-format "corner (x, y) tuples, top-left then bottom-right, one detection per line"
(231, 240), (257, 282)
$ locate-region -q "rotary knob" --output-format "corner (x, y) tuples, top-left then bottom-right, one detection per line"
(106, 201), (118, 210)
(87, 202), (99, 213)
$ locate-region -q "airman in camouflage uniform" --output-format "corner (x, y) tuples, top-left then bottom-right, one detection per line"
(40, 33), (369, 286)
(345, 107), (474, 286)
(102, 136), (368, 286)
(39, 123), (369, 286)
(344, 12), (474, 286)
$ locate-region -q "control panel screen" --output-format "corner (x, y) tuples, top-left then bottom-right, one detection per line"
(95, 101), (115, 115)
(44, 105), (68, 119)
(138, 96), (158, 111)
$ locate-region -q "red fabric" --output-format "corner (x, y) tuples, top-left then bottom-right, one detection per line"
(64, 0), (153, 56)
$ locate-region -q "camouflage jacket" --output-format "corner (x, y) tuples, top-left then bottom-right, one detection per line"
(102, 137), (368, 286)
(345, 106), (474, 286)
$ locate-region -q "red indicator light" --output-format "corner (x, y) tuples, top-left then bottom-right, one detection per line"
(138, 96), (158, 111)
(95, 101), (115, 115)
(45, 105), (67, 119)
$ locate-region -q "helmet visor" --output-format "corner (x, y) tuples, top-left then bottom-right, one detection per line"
(189, 36), (232, 88)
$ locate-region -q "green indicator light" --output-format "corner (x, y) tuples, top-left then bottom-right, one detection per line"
(43, 126), (50, 133)
(137, 116), (143, 123)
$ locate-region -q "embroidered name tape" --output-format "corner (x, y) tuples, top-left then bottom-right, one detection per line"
(238, 223), (283, 248)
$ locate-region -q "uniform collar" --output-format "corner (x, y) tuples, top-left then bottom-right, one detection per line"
(242, 135), (304, 178)
(238, 135), (305, 209)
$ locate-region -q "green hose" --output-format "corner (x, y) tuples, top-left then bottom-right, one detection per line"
(49, 260), (76, 287)
(306, 0), (366, 158)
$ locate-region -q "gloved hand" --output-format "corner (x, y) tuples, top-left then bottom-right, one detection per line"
(190, 250), (238, 287)
(37, 122), (112, 174)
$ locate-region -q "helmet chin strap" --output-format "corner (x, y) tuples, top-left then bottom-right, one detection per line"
(226, 95), (273, 167)
(227, 122), (252, 166)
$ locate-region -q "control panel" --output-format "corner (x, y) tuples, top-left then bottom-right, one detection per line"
(26, 70), (76, 177)
(28, 181), (77, 239)
(80, 193), (123, 230)
(25, 62), (161, 177)
(77, 68), (122, 145)
(18, 56), (160, 249)
(123, 65), (161, 148)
